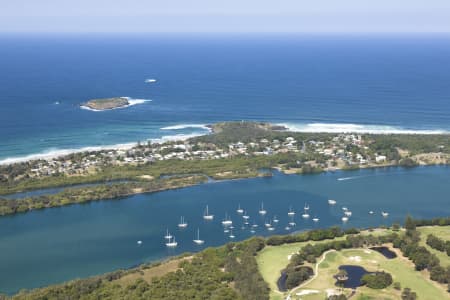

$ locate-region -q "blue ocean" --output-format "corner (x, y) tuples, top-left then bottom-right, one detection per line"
(1, 34), (450, 162)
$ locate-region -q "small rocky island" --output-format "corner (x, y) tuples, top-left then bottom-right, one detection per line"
(81, 97), (129, 111)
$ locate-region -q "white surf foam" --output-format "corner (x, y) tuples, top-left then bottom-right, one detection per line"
(0, 132), (206, 166)
(278, 122), (447, 134)
(160, 124), (211, 131)
(0, 143), (137, 165)
(151, 133), (206, 144)
(80, 97), (151, 112)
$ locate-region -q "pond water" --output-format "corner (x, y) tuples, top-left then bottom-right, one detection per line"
(370, 246), (397, 259)
(0, 166), (449, 294)
(337, 265), (372, 288)
(277, 271), (288, 292)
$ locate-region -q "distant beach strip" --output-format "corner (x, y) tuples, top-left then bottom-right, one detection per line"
(1, 121), (448, 166)
(278, 123), (447, 135)
(0, 124), (211, 165)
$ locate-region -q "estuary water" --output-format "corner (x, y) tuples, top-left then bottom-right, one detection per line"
(1, 34), (450, 163)
(0, 166), (449, 294)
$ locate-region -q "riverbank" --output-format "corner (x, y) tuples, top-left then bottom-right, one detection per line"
(0, 122), (449, 216)
(6, 219), (450, 299)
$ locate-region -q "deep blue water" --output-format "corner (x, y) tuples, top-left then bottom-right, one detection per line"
(0, 166), (449, 294)
(1, 34), (450, 162)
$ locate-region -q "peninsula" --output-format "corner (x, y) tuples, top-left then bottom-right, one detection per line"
(81, 97), (129, 111)
(0, 121), (449, 216)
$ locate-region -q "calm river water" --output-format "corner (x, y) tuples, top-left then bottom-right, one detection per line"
(0, 166), (449, 294)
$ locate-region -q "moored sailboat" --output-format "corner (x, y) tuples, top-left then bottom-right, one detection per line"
(193, 228), (204, 245)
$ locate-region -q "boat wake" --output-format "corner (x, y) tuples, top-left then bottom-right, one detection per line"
(337, 176), (360, 181)
(278, 122), (447, 134)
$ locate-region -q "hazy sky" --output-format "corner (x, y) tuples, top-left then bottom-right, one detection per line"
(1, 0), (450, 33)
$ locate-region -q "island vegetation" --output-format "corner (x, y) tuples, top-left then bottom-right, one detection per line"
(80, 97), (129, 110)
(3, 217), (449, 300)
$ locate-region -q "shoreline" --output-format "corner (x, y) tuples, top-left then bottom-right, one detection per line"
(1, 121), (449, 166)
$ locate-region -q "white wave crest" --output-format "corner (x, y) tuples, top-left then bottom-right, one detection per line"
(0, 131), (206, 166)
(160, 124), (211, 131)
(0, 143), (137, 165)
(278, 122), (447, 134)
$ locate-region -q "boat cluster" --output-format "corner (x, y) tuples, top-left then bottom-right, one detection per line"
(327, 199), (389, 223)
(162, 200), (390, 248)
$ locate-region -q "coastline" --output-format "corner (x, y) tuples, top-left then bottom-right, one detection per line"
(1, 121), (448, 166)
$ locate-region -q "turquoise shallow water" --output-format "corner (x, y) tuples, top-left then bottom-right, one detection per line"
(1, 34), (450, 162)
(0, 165), (449, 294)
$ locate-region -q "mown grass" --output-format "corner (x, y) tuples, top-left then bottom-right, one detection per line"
(417, 225), (450, 267)
(256, 228), (449, 300)
(295, 247), (448, 300)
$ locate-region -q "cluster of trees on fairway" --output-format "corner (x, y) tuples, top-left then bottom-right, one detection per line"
(392, 216), (450, 287)
(281, 232), (396, 290)
(413, 216), (450, 227)
(427, 234), (450, 256)
(266, 226), (348, 246)
(361, 271), (393, 289)
(0, 175), (207, 216)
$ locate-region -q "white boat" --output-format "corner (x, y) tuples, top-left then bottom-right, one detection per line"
(285, 226), (291, 231)
(313, 217), (319, 223)
(242, 211), (250, 220)
(237, 204), (244, 214)
(304, 203), (310, 211)
(229, 225), (234, 229)
(264, 220), (272, 228)
(229, 230), (235, 239)
(193, 228), (205, 245)
(224, 229), (230, 233)
(341, 216), (349, 222)
(369, 210), (374, 215)
(328, 199), (337, 205)
(288, 206), (296, 216)
(164, 229), (173, 240)
(259, 202), (267, 215)
(381, 211), (389, 218)
(252, 223), (258, 228)
(288, 221), (296, 226)
(250, 229), (256, 234)
(165, 237), (178, 247)
(244, 221), (249, 225)
(178, 216), (188, 228)
(273, 215), (279, 223)
(342, 207), (348, 211)
(268, 226), (275, 231)
(137, 240), (142, 245)
(302, 211), (310, 219)
(222, 213), (233, 226)
(203, 205), (214, 220)
(145, 78), (157, 83)
(344, 211), (352, 217)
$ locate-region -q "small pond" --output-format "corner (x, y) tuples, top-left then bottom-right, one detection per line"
(336, 265), (373, 289)
(370, 246), (397, 259)
(277, 271), (288, 292)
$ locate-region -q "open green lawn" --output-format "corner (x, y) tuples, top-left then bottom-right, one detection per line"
(293, 248), (448, 300)
(256, 237), (347, 300)
(418, 226), (450, 267)
(257, 229), (449, 300)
